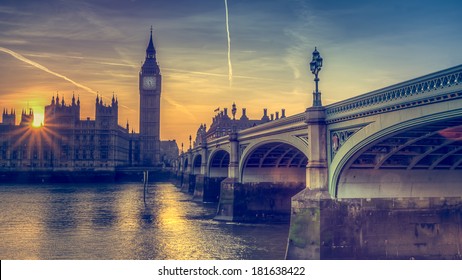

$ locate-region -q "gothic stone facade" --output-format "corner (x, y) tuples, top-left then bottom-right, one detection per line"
(0, 95), (135, 171)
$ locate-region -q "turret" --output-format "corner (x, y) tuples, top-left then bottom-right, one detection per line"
(44, 94), (80, 127)
(20, 108), (34, 126)
(112, 94), (118, 108)
(2, 108), (16, 125)
(95, 94), (119, 129)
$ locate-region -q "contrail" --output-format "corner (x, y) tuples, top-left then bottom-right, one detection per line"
(0, 46), (97, 95)
(0, 46), (135, 111)
(224, 0), (232, 85)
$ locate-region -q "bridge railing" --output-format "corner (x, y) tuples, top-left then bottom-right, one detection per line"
(325, 64), (462, 123)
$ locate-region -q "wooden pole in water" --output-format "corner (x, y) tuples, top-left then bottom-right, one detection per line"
(143, 170), (148, 206)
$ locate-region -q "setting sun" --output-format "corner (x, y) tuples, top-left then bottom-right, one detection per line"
(32, 111), (44, 127)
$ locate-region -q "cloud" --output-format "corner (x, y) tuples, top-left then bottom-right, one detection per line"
(163, 67), (275, 82)
(0, 5), (32, 16)
(0, 39), (28, 45)
(99, 61), (137, 68)
(282, 1), (332, 80)
(0, 46), (98, 95)
(162, 95), (198, 122)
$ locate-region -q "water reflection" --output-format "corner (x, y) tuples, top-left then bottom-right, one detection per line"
(140, 207), (154, 226)
(0, 185), (45, 259)
(45, 196), (79, 230)
(0, 183), (289, 260)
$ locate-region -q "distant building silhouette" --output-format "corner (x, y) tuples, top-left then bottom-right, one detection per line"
(20, 109), (34, 126)
(0, 29), (178, 171)
(193, 104), (286, 147)
(2, 109), (15, 126)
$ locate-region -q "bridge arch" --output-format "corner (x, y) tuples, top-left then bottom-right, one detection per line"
(192, 154), (202, 175)
(240, 139), (308, 184)
(207, 149), (230, 178)
(330, 102), (462, 198)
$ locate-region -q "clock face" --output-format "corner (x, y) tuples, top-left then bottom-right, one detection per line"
(143, 76), (157, 90)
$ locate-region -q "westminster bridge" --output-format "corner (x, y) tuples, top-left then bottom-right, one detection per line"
(172, 63), (462, 259)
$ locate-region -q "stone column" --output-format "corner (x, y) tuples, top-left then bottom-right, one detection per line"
(228, 132), (239, 180)
(180, 151), (193, 192)
(305, 106), (328, 189)
(200, 145), (208, 176)
(193, 145), (208, 202)
(177, 154), (185, 188)
(215, 132), (241, 221)
(286, 106), (331, 260)
(187, 151), (196, 193)
(186, 152), (192, 173)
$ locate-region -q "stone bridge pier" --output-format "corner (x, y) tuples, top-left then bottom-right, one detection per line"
(285, 105), (333, 259)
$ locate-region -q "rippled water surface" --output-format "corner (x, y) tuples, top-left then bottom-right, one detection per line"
(0, 183), (289, 260)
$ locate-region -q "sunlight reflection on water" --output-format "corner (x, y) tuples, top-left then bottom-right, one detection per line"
(0, 183), (289, 260)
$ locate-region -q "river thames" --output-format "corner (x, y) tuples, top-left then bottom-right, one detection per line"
(0, 182), (289, 260)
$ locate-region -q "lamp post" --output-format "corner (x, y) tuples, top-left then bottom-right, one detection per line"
(231, 102), (237, 120)
(309, 47), (323, 107)
(231, 102), (238, 134)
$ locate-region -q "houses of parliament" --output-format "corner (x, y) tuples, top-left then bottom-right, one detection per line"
(0, 30), (178, 173)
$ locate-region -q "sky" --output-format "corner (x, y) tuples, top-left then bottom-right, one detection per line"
(1, 0), (461, 148)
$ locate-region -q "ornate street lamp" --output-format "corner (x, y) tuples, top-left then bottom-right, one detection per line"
(231, 102), (238, 133)
(231, 102), (237, 120)
(310, 47), (323, 107)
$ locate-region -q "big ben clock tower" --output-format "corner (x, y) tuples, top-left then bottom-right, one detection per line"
(139, 27), (161, 166)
